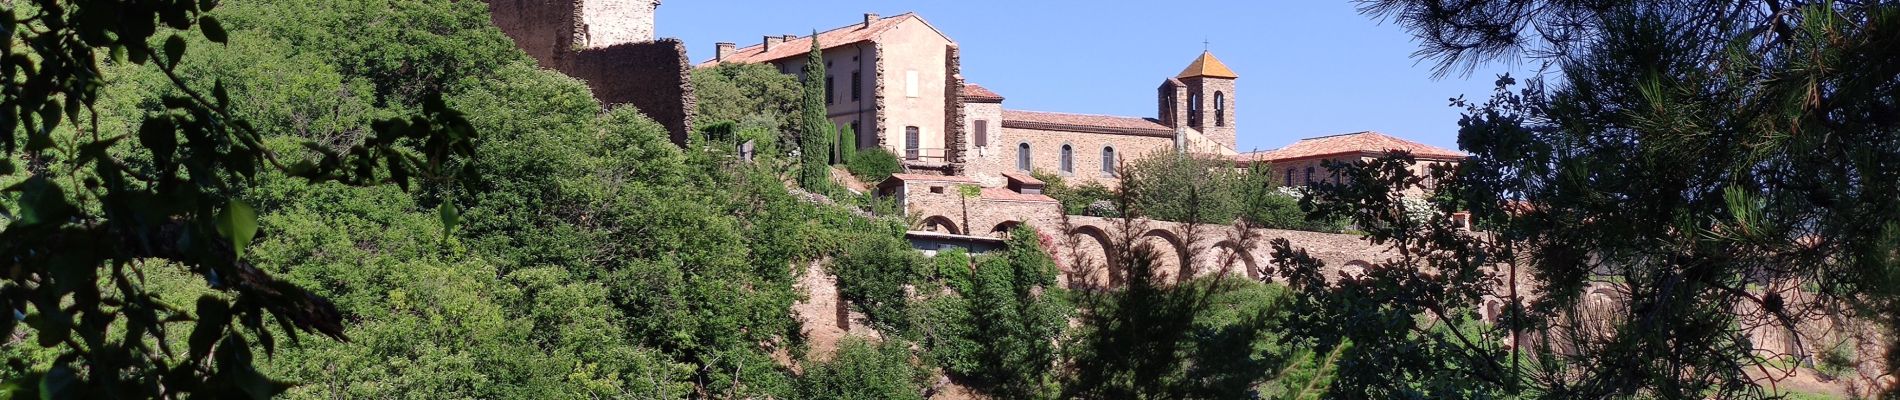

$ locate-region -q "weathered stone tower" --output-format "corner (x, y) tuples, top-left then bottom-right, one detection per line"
(484, 0), (694, 146)
(1160, 51), (1239, 150)
(578, 0), (660, 49)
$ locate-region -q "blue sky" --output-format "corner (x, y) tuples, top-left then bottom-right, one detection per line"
(661, 1), (1525, 153)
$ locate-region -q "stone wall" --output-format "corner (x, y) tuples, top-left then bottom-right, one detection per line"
(968, 125), (1173, 188)
(560, 40), (695, 144)
(483, 0), (694, 145)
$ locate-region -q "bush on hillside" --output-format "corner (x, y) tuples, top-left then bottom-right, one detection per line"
(848, 148), (904, 184)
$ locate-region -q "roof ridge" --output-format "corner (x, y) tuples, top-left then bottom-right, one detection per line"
(725, 12), (912, 53)
(1007, 109), (1153, 120)
(1299, 130), (1378, 140)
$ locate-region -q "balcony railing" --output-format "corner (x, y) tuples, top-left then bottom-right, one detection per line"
(904, 147), (948, 163)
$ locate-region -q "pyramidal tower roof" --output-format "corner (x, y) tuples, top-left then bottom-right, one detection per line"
(1176, 51), (1239, 79)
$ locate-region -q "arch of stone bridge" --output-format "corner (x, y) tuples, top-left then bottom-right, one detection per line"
(1210, 240), (1261, 280)
(991, 220), (1023, 238)
(918, 215), (961, 236)
(1066, 225), (1118, 287)
(1137, 228), (1191, 282)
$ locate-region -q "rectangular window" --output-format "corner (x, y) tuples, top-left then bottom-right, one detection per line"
(974, 120), (988, 147)
(826, 75), (835, 105)
(905, 70), (920, 98)
(905, 126), (921, 160)
(851, 71), (862, 101)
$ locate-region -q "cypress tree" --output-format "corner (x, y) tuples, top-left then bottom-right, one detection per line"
(798, 31), (832, 190)
(837, 124), (857, 165)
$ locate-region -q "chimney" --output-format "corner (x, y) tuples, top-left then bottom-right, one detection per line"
(763, 36), (783, 52)
(715, 42), (735, 61)
(863, 13), (879, 28)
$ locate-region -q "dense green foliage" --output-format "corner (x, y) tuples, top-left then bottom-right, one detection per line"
(846, 148), (902, 184)
(798, 338), (933, 400)
(918, 228), (1070, 398)
(1033, 170), (1118, 217)
(836, 124), (858, 166)
(1265, 1), (1900, 398)
(691, 62), (803, 139)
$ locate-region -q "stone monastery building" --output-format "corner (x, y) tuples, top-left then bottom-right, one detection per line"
(697, 12), (1461, 190)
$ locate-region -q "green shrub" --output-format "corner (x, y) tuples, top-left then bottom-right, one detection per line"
(799, 338), (932, 400)
(848, 148), (903, 184)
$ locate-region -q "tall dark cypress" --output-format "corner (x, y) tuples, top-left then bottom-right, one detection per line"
(798, 32), (832, 190)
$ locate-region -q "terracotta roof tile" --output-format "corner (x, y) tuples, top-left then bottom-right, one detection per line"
(961, 84), (1004, 102)
(698, 13), (925, 67)
(1002, 110), (1173, 137)
(1177, 51), (1239, 79)
(1237, 131), (1465, 163)
(980, 187), (1058, 203)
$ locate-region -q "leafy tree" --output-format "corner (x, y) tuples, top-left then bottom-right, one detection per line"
(0, 0), (477, 397)
(923, 228), (1070, 398)
(1119, 150), (1247, 223)
(797, 33), (833, 191)
(830, 225), (924, 334)
(1267, 1), (1900, 397)
(798, 338), (933, 400)
(691, 62), (802, 137)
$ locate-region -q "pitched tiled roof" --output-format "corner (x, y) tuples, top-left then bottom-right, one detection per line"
(1177, 51), (1239, 79)
(697, 13), (931, 67)
(961, 84), (1004, 102)
(1237, 131), (1465, 163)
(1002, 110), (1174, 137)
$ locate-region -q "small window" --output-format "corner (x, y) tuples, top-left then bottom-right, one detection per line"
(974, 120), (988, 147)
(1017, 143), (1031, 171)
(905, 70), (920, 98)
(1285, 168), (1294, 187)
(826, 75), (835, 105)
(1188, 93), (1202, 126)
(1060, 145), (1073, 173)
(1305, 167), (1315, 186)
(929, 186), (945, 194)
(1215, 91), (1226, 126)
(1102, 147), (1116, 175)
(906, 126), (921, 160)
(851, 71), (862, 101)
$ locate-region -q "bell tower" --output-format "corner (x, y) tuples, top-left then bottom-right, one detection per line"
(1174, 51), (1238, 150)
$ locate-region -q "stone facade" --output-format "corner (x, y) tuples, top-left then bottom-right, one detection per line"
(484, 0), (694, 145)
(701, 14), (955, 168)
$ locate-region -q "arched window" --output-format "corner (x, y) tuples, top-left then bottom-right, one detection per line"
(1214, 91), (1226, 126)
(1305, 166), (1315, 186)
(1017, 143), (1031, 171)
(1060, 144), (1074, 173)
(1187, 93), (1202, 126)
(1101, 147), (1117, 175)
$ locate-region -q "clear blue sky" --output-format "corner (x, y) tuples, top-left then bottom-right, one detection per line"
(660, 1), (1524, 153)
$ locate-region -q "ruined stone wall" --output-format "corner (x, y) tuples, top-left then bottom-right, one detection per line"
(482, 1), (693, 145)
(560, 40), (695, 145)
(483, 0), (579, 66)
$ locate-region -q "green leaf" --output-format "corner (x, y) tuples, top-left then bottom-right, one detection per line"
(199, 16), (226, 44)
(15, 176), (77, 227)
(38, 365), (77, 400)
(138, 117), (176, 170)
(189, 296), (230, 362)
(437, 202), (459, 239)
(216, 200), (258, 258)
(163, 34), (185, 63)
